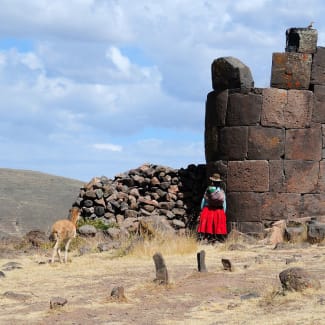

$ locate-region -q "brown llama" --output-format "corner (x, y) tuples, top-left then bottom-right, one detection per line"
(49, 207), (81, 263)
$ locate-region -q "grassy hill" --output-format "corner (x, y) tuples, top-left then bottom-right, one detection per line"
(0, 168), (84, 238)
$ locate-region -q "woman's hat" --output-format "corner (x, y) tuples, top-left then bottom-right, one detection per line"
(209, 173), (222, 182)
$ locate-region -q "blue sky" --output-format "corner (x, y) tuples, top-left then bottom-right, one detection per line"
(0, 0), (324, 181)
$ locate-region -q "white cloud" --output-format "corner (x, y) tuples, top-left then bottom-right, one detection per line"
(92, 143), (123, 152)
(106, 46), (131, 74)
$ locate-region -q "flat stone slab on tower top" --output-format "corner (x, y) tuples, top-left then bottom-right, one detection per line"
(285, 27), (318, 54)
(211, 56), (254, 93)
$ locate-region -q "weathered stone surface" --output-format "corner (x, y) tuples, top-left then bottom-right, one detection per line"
(261, 193), (302, 220)
(153, 252), (169, 284)
(286, 225), (307, 242)
(248, 126), (285, 160)
(197, 250), (207, 272)
(311, 46), (325, 85)
(271, 52), (312, 89)
(285, 27), (318, 54)
(303, 193), (325, 217)
(205, 126), (219, 163)
(205, 90), (228, 127)
(110, 286), (127, 301)
(285, 90), (313, 128)
(261, 88), (286, 127)
(227, 192), (262, 222)
(4, 291), (32, 301)
(269, 160), (285, 192)
(50, 297), (68, 309)
(226, 92), (262, 126)
(317, 161), (325, 192)
(234, 222), (264, 234)
(2, 262), (22, 271)
(205, 91), (228, 162)
(312, 85), (325, 122)
(227, 161), (269, 192)
(284, 161), (319, 193)
(221, 258), (232, 271)
(78, 225), (97, 237)
(219, 127), (248, 160)
(285, 125), (321, 160)
(211, 57), (254, 92)
(307, 221), (325, 243)
(279, 267), (321, 292)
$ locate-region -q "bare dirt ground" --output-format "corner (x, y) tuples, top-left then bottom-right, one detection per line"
(0, 240), (324, 325)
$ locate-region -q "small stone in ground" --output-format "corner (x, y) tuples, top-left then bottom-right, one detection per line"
(2, 262), (22, 271)
(3, 291), (32, 301)
(221, 258), (232, 271)
(110, 286), (127, 302)
(50, 297), (68, 309)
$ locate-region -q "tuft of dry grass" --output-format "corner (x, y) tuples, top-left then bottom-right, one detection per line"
(129, 233), (199, 258)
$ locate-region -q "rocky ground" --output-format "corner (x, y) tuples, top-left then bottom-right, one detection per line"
(0, 235), (324, 325)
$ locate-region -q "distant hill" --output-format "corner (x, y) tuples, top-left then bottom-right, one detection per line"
(0, 168), (84, 238)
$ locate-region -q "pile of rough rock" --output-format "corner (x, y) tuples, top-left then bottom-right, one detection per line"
(73, 163), (207, 238)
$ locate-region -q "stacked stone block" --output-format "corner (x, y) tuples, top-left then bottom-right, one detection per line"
(205, 27), (325, 234)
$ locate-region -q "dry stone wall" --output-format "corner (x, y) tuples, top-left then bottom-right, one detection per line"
(205, 27), (325, 234)
(73, 163), (207, 236)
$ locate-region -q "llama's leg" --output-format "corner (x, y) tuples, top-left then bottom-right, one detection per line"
(64, 238), (72, 263)
(51, 240), (59, 263)
(58, 247), (63, 263)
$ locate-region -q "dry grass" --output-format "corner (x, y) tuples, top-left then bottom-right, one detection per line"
(130, 233), (198, 258)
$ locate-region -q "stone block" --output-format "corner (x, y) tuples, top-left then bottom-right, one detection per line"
(219, 127), (248, 160)
(269, 160), (285, 192)
(205, 90), (228, 127)
(312, 85), (325, 123)
(318, 161), (325, 192)
(205, 126), (219, 163)
(227, 160), (269, 192)
(285, 90), (313, 128)
(227, 192), (262, 222)
(261, 193), (302, 220)
(311, 47), (325, 85)
(226, 92), (262, 126)
(261, 88), (286, 127)
(303, 193), (325, 217)
(271, 52), (312, 90)
(285, 27), (318, 54)
(284, 160), (319, 193)
(211, 56), (254, 92)
(248, 126), (285, 160)
(285, 125), (321, 160)
(234, 222), (264, 234)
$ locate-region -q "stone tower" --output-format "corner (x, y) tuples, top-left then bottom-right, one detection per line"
(204, 27), (325, 234)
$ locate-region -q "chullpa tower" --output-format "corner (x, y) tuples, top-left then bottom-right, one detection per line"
(204, 26), (325, 234)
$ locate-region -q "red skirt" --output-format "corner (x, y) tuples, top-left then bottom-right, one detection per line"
(197, 206), (227, 235)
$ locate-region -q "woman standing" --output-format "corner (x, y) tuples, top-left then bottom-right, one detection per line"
(197, 173), (227, 242)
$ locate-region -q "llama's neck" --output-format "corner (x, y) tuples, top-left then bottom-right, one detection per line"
(70, 209), (80, 227)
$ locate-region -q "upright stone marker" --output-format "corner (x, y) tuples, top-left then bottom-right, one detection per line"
(153, 252), (169, 284)
(197, 250), (207, 272)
